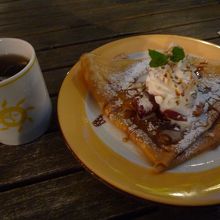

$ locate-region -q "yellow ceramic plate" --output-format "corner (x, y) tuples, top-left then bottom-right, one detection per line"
(58, 35), (220, 206)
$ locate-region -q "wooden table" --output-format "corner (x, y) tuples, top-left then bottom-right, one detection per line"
(1, 0), (220, 219)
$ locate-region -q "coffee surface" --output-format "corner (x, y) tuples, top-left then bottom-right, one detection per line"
(0, 54), (29, 81)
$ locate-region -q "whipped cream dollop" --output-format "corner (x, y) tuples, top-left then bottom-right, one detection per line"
(146, 55), (199, 121)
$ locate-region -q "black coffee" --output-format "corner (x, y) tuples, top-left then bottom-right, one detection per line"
(0, 54), (29, 81)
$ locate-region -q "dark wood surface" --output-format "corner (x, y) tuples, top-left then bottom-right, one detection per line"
(1, 0), (220, 219)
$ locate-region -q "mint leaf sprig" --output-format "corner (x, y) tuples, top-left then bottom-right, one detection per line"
(149, 50), (168, 67)
(170, 46), (185, 62)
(149, 46), (185, 67)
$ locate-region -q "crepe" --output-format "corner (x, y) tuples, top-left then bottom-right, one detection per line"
(79, 52), (220, 172)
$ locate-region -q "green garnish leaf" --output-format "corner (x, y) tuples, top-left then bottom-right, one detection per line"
(170, 46), (185, 62)
(149, 49), (168, 67)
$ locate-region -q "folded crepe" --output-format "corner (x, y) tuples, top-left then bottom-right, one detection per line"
(79, 52), (220, 172)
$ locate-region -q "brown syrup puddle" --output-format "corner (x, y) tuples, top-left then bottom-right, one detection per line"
(92, 114), (106, 127)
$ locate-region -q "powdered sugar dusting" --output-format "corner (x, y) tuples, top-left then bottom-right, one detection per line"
(175, 74), (220, 154)
(105, 60), (148, 95)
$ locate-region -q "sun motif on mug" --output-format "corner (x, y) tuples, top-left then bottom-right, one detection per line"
(0, 98), (34, 132)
